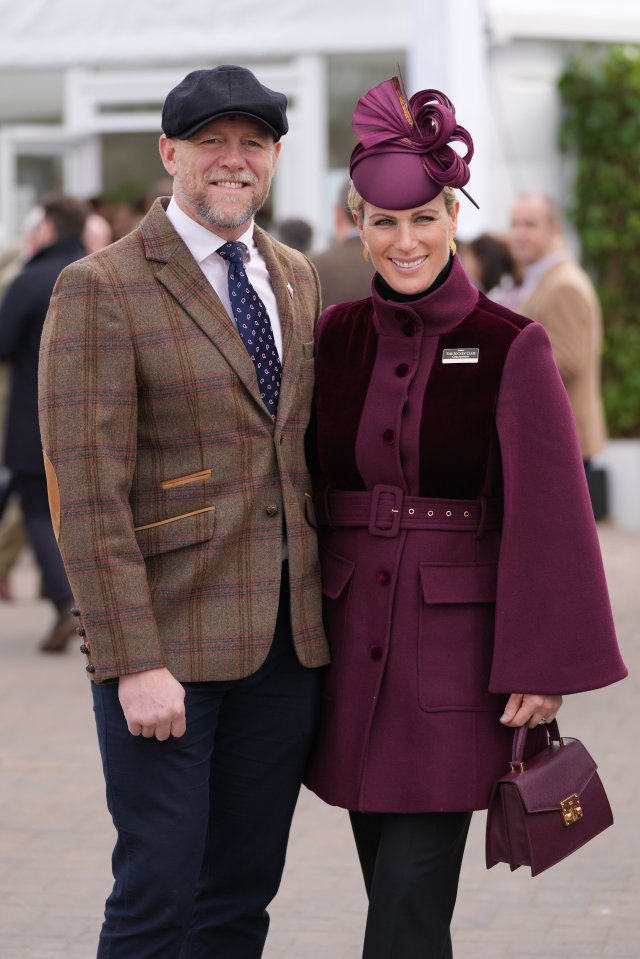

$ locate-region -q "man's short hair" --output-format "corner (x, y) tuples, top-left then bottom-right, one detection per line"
(40, 194), (89, 241)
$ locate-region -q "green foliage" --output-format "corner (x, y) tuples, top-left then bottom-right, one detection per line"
(558, 45), (640, 437)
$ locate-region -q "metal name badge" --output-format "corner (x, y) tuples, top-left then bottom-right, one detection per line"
(442, 348), (479, 364)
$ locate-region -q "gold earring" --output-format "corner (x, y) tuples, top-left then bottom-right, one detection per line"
(449, 237), (457, 256)
(362, 242), (370, 263)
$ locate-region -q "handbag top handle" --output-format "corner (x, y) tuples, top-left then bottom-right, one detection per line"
(511, 719), (562, 769)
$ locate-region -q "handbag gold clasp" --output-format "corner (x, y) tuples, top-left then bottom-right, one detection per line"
(560, 793), (583, 827)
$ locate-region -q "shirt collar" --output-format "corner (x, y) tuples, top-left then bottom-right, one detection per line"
(523, 249), (568, 288)
(166, 196), (254, 263)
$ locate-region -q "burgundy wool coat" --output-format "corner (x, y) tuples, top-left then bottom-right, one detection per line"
(304, 256), (627, 813)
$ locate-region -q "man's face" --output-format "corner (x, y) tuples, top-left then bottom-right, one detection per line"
(509, 195), (558, 269)
(159, 116), (281, 240)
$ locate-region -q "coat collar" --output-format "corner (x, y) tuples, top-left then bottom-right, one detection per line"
(371, 254), (479, 338)
(139, 198), (303, 425)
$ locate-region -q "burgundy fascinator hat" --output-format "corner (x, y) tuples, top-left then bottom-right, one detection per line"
(349, 75), (477, 210)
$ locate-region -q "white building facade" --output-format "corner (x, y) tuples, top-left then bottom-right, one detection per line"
(0, 0), (638, 245)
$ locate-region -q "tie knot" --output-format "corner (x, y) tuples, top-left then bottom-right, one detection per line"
(217, 241), (247, 265)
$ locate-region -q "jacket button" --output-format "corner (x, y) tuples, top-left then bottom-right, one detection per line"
(79, 644), (89, 655)
(86, 665), (96, 674)
(402, 320), (417, 337)
(382, 429), (395, 446)
(375, 570), (390, 585)
(76, 626), (86, 637)
(370, 645), (383, 661)
(266, 504), (279, 516)
(71, 606), (81, 617)
(395, 363), (409, 377)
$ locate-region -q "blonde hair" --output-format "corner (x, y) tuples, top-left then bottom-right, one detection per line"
(348, 181), (457, 222)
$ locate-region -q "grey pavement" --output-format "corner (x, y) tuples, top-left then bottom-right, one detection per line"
(0, 523), (638, 958)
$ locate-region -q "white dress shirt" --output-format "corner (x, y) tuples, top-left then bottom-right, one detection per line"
(165, 197), (283, 360)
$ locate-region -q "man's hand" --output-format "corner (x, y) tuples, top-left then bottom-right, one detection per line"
(500, 693), (563, 729)
(118, 667), (186, 741)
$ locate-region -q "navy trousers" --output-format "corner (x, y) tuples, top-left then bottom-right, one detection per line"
(92, 569), (319, 959)
(350, 810), (472, 959)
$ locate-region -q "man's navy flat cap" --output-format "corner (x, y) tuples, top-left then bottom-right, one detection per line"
(162, 65), (288, 141)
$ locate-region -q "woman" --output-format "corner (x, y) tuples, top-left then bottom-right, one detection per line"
(305, 77), (627, 959)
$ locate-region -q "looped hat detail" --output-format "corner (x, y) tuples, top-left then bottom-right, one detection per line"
(350, 76), (476, 210)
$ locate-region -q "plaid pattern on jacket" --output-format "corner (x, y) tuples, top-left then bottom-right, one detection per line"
(38, 199), (328, 682)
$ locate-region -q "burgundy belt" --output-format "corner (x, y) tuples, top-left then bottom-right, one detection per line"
(316, 485), (502, 538)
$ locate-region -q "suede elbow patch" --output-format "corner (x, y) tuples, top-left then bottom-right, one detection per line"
(43, 451), (61, 541)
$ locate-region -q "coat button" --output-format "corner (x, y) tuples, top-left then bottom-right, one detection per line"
(76, 626), (86, 637)
(375, 570), (390, 585)
(79, 644), (89, 655)
(266, 504), (279, 516)
(370, 645), (383, 661)
(402, 320), (417, 337)
(71, 606), (81, 617)
(395, 363), (409, 377)
(86, 665), (96, 674)
(382, 429), (395, 446)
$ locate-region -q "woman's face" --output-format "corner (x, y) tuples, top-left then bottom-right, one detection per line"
(358, 191), (459, 295)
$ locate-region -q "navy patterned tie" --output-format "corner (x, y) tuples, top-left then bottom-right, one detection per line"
(217, 240), (281, 417)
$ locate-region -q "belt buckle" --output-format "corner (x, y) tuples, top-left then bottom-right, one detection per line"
(368, 485), (403, 538)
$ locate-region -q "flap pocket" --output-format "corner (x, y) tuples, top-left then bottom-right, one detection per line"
(419, 563), (497, 605)
(134, 506), (215, 558)
(319, 546), (355, 599)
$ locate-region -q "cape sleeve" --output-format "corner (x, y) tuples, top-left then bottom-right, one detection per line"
(38, 259), (165, 681)
(489, 321), (627, 694)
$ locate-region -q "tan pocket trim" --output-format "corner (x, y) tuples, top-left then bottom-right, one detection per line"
(43, 451), (61, 541)
(134, 505), (216, 532)
(161, 469), (212, 490)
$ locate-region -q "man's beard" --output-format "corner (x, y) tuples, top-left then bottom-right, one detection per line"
(191, 173), (270, 231)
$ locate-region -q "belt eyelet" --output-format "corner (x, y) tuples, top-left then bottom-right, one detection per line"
(446, 510), (452, 517)
(408, 508), (415, 515)
(464, 510), (470, 517)
(427, 510), (434, 517)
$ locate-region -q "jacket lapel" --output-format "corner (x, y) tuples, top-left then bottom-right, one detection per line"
(139, 200), (270, 417)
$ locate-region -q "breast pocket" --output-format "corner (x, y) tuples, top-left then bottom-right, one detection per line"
(417, 562), (502, 712)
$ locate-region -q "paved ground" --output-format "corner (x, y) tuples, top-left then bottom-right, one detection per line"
(0, 522), (637, 958)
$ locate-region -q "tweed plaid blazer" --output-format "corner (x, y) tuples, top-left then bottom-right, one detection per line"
(38, 199), (329, 683)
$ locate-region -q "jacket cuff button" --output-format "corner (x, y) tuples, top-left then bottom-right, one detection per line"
(86, 665), (96, 674)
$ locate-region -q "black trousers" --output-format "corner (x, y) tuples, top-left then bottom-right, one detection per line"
(350, 809), (472, 959)
(92, 567), (319, 959)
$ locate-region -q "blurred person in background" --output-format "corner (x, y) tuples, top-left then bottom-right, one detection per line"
(82, 211), (113, 253)
(312, 176), (373, 307)
(508, 191), (607, 471)
(274, 216), (313, 253)
(0, 231), (31, 600)
(0, 194), (87, 648)
(458, 230), (517, 301)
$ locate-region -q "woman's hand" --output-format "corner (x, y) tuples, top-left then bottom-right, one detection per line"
(500, 693), (563, 729)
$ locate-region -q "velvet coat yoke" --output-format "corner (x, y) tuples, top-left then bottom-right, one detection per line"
(304, 256), (627, 814)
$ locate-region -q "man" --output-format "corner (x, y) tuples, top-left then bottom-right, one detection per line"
(39, 65), (328, 958)
(508, 191), (607, 467)
(0, 194), (87, 646)
(311, 177), (373, 307)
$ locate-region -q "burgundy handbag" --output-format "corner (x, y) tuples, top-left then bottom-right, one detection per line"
(486, 719), (613, 876)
